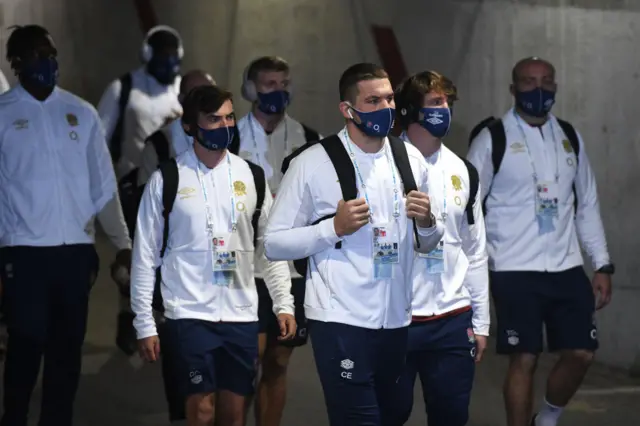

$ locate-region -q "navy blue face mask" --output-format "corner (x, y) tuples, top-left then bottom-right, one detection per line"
(257, 90), (290, 115)
(195, 125), (236, 151)
(514, 87), (556, 117)
(21, 57), (59, 88)
(349, 106), (395, 138)
(419, 107), (451, 138)
(148, 55), (181, 86)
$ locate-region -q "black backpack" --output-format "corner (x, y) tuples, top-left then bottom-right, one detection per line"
(281, 134), (423, 278)
(468, 116), (580, 211)
(150, 157), (266, 312)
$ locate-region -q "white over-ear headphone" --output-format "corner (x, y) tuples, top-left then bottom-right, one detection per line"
(240, 56), (294, 102)
(140, 25), (184, 63)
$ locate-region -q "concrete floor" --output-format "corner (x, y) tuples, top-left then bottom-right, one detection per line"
(2, 234), (639, 426)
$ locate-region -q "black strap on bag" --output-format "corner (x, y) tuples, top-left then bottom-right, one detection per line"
(461, 158), (479, 225)
(245, 160), (266, 247)
(150, 130), (171, 164)
(109, 73), (133, 163)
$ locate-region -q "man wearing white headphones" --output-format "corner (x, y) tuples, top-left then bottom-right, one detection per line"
(235, 56), (321, 426)
(97, 25), (183, 356)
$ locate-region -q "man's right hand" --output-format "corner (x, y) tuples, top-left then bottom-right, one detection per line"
(333, 198), (370, 237)
(138, 335), (161, 363)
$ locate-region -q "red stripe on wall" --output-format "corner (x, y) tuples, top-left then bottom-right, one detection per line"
(133, 0), (158, 33)
(371, 25), (408, 136)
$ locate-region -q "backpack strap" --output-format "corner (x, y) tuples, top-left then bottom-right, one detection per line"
(281, 141), (319, 175)
(487, 119), (506, 177)
(318, 135), (357, 249)
(109, 73), (133, 164)
(387, 136), (421, 247)
(302, 123), (321, 143)
(468, 116), (496, 146)
(149, 130), (171, 164)
(556, 118), (581, 213)
(245, 160), (266, 247)
(460, 158), (479, 225)
(158, 158), (179, 258)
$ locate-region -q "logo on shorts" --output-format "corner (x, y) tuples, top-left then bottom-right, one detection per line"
(340, 359), (354, 380)
(506, 330), (519, 346)
(470, 347), (477, 358)
(340, 359), (354, 370)
(189, 370), (203, 385)
(467, 328), (476, 343)
(590, 328), (597, 340)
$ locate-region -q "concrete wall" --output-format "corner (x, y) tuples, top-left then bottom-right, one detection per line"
(3, 0), (638, 370)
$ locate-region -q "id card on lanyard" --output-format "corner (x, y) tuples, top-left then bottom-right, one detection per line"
(513, 112), (560, 234)
(195, 152), (238, 287)
(344, 130), (400, 279)
(418, 150), (446, 274)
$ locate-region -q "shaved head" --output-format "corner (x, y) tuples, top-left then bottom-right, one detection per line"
(512, 57), (555, 83)
(180, 69), (216, 97)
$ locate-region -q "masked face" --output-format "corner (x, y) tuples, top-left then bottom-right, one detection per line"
(514, 88), (555, 117)
(348, 105), (395, 138)
(147, 54), (181, 86)
(256, 90), (290, 115)
(418, 107), (451, 138)
(195, 125), (236, 151)
(20, 56), (59, 88)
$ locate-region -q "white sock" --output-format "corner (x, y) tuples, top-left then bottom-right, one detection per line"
(535, 398), (564, 426)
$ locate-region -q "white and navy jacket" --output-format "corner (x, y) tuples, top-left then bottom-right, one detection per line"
(97, 67), (181, 181)
(131, 148), (294, 339)
(264, 128), (445, 330)
(404, 137), (490, 336)
(0, 85), (129, 250)
(467, 108), (610, 272)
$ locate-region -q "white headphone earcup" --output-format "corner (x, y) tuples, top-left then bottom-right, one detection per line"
(141, 42), (152, 63)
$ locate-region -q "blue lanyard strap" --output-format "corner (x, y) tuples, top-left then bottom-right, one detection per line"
(342, 129), (400, 221)
(432, 150), (447, 221)
(513, 111), (560, 183)
(195, 152), (237, 233)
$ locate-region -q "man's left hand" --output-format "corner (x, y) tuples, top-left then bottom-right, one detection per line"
(406, 190), (433, 228)
(474, 335), (488, 363)
(276, 313), (297, 341)
(593, 272), (612, 310)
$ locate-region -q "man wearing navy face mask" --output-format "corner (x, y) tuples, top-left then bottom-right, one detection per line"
(131, 85), (296, 426)
(468, 57), (613, 426)
(0, 25), (131, 426)
(264, 63), (444, 426)
(97, 25), (184, 356)
(394, 71), (489, 426)
(235, 55), (321, 426)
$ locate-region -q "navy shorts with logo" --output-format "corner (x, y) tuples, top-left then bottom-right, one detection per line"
(162, 319), (259, 397)
(256, 277), (308, 347)
(309, 320), (408, 426)
(491, 266), (598, 354)
(396, 310), (476, 426)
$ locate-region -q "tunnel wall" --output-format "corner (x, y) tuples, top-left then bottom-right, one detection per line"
(2, 0), (638, 370)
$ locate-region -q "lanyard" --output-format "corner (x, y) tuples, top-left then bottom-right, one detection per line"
(194, 152), (237, 233)
(513, 111), (559, 183)
(342, 129), (400, 221)
(248, 113), (289, 163)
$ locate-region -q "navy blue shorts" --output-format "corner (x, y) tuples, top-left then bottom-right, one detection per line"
(309, 320), (408, 426)
(257, 277), (308, 347)
(162, 319), (259, 397)
(491, 267), (598, 354)
(396, 310), (476, 426)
